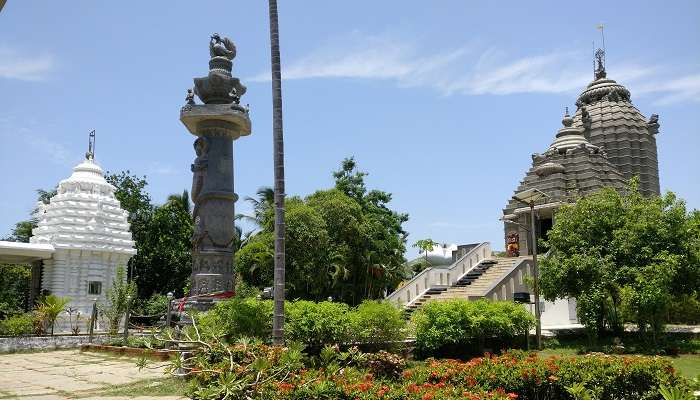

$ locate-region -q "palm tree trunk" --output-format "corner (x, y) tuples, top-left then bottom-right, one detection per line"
(268, 0), (286, 346)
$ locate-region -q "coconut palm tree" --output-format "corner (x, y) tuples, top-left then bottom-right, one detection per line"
(268, 0), (286, 346)
(166, 189), (191, 214)
(240, 186), (275, 227)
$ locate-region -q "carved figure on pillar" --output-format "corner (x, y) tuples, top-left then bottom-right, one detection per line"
(180, 34), (252, 305)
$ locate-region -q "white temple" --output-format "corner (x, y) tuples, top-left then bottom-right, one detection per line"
(0, 153), (136, 330)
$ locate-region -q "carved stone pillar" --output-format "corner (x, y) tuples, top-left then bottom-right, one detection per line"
(180, 34), (251, 299)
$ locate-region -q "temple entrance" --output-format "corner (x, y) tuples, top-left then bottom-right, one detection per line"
(537, 217), (553, 252)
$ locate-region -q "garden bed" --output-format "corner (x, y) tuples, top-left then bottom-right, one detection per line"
(80, 343), (179, 361)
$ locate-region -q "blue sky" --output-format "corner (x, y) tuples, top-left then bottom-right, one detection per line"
(1, 1), (699, 257)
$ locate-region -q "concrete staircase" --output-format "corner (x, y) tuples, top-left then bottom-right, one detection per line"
(404, 257), (524, 316)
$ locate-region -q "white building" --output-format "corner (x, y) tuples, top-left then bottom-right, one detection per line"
(0, 154), (136, 330)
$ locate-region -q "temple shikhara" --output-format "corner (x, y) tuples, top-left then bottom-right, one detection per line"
(0, 143), (136, 330)
(503, 49), (660, 257)
(388, 47), (663, 328)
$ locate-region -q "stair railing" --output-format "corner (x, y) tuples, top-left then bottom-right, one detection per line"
(386, 242), (491, 306)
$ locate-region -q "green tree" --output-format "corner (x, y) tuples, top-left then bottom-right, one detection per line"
(105, 171), (153, 283)
(331, 158), (408, 303)
(131, 200), (192, 298)
(102, 266), (136, 334)
(235, 159), (408, 305)
(412, 238), (438, 273)
(540, 179), (700, 342)
(4, 188), (56, 243)
(0, 264), (31, 318)
(1, 188), (56, 316)
(242, 186), (275, 226)
(105, 171), (152, 218)
(105, 172), (192, 298)
(235, 232), (274, 288)
(166, 189), (191, 214)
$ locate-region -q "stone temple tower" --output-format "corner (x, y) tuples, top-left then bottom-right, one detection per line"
(180, 34), (251, 298)
(572, 49), (661, 196)
(502, 48), (663, 254)
(503, 111), (626, 256)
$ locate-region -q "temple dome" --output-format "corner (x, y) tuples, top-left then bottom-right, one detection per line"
(571, 73), (661, 196)
(60, 158), (110, 186)
(547, 111), (597, 152)
(30, 157), (136, 254)
(575, 77), (631, 108)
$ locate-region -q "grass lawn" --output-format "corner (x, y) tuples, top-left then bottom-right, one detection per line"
(538, 348), (700, 378)
(73, 377), (188, 398)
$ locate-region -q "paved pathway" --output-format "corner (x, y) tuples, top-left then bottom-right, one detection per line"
(0, 349), (185, 399)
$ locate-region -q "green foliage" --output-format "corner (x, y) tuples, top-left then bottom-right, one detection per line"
(236, 158), (408, 304)
(101, 266), (136, 334)
(0, 312), (35, 336)
(165, 341), (689, 400)
(105, 171), (192, 299)
(285, 300), (351, 349)
(133, 293), (168, 316)
(540, 181), (700, 342)
(0, 264), (31, 319)
(130, 200), (192, 298)
(105, 170), (152, 218)
(235, 233), (274, 288)
(196, 298), (407, 350)
(3, 188), (56, 243)
(659, 384), (695, 400)
(412, 238), (438, 254)
(411, 299), (535, 358)
(200, 298), (273, 340)
(234, 280), (261, 299)
(666, 294), (700, 324)
(36, 294), (70, 335)
(1, 189), (55, 314)
(349, 300), (406, 344)
(567, 382), (595, 400)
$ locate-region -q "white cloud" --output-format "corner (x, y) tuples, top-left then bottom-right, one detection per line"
(633, 73), (700, 105)
(248, 32), (699, 105)
(249, 33), (469, 85)
(0, 47), (54, 81)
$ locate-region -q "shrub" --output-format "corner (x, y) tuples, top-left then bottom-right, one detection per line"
(134, 293), (168, 316)
(163, 342), (689, 400)
(412, 299), (535, 358)
(0, 313), (35, 336)
(36, 294), (71, 335)
(285, 300), (351, 349)
(361, 350), (406, 380)
(200, 297), (273, 340)
(101, 266), (136, 334)
(349, 300), (406, 344)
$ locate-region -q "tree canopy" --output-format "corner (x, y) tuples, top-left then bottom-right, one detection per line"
(236, 158), (408, 304)
(539, 179), (700, 340)
(105, 171), (192, 298)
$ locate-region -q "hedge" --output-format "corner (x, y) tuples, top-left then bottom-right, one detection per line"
(412, 299), (535, 358)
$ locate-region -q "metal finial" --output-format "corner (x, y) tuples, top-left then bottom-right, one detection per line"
(594, 23), (607, 80)
(565, 106), (569, 116)
(86, 130), (96, 160)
